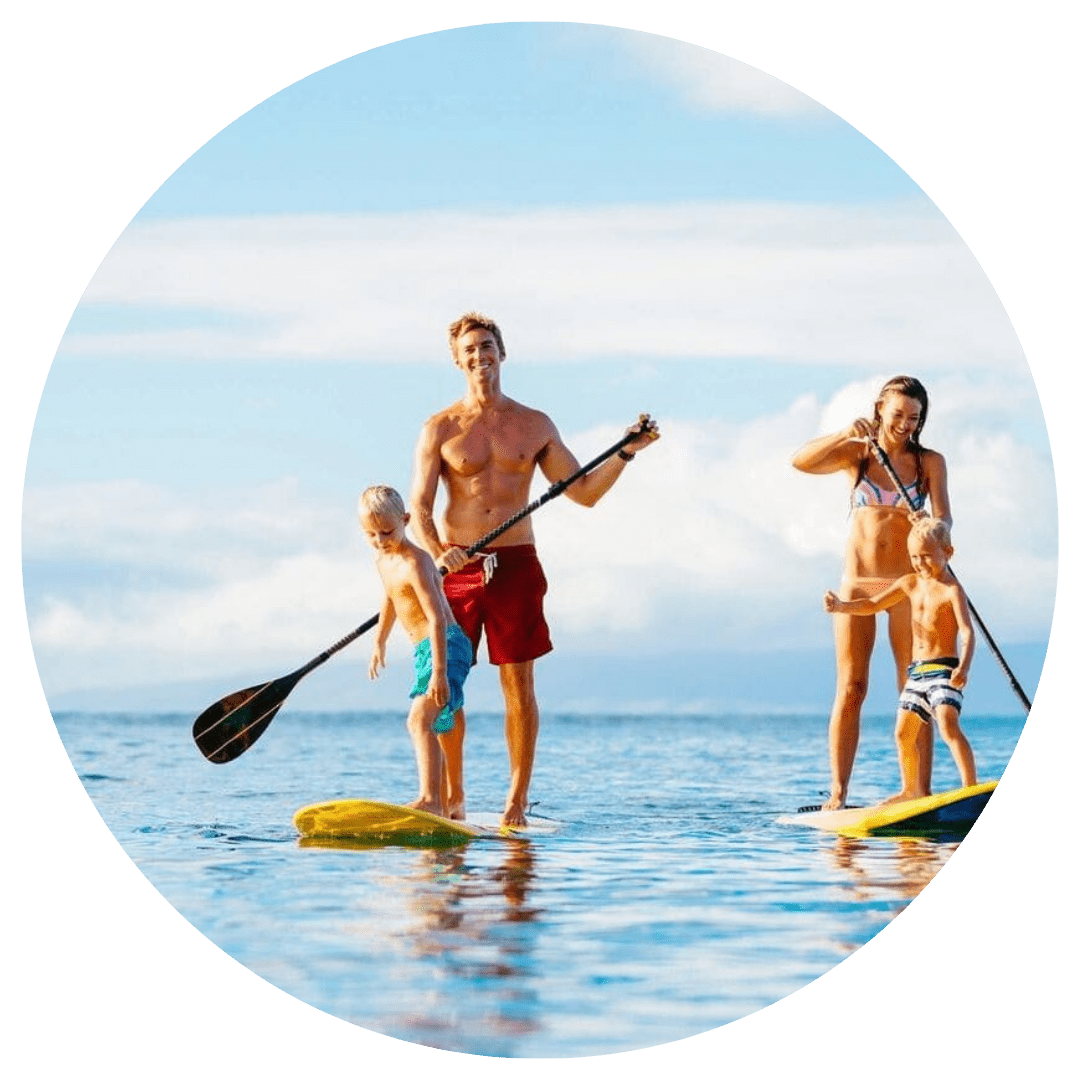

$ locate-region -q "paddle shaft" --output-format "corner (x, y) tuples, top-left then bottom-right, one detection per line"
(291, 419), (650, 678)
(195, 419), (651, 759)
(869, 441), (1031, 712)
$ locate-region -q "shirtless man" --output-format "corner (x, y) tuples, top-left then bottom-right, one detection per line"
(410, 312), (660, 827)
(824, 517), (977, 803)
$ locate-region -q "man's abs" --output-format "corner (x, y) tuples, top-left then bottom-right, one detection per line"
(441, 482), (538, 547)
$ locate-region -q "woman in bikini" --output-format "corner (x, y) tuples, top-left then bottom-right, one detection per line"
(792, 376), (951, 809)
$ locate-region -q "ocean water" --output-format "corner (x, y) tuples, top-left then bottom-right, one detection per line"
(54, 708), (1024, 1058)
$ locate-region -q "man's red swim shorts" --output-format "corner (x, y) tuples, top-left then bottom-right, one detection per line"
(442, 544), (554, 665)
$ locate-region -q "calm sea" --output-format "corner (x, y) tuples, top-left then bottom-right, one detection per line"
(54, 708), (1024, 1058)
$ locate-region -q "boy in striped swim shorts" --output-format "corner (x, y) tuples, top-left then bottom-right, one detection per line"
(824, 517), (977, 804)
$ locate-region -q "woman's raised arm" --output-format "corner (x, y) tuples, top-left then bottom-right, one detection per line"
(792, 419), (870, 476)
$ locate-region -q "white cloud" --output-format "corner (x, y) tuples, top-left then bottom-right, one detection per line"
(611, 33), (829, 117)
(61, 201), (1026, 371)
(22, 477), (384, 691)
(24, 375), (1055, 696)
(536, 377), (1056, 653)
(22, 477), (351, 574)
(30, 549), (380, 666)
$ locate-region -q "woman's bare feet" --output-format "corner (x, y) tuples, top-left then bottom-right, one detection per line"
(501, 801), (528, 828)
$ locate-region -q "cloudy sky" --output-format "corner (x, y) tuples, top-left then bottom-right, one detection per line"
(22, 21), (1055, 713)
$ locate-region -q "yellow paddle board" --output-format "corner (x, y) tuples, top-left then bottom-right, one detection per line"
(778, 780), (998, 838)
(293, 799), (518, 845)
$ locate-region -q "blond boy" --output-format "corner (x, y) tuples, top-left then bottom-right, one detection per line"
(359, 485), (472, 818)
(824, 517), (977, 804)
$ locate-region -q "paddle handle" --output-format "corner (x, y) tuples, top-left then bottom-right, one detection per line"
(869, 441), (1031, 712)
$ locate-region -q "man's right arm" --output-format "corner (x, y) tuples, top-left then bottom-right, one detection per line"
(409, 418), (447, 563)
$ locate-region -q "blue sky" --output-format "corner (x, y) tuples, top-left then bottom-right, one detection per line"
(134, 24), (920, 217)
(22, 21), (1055, 713)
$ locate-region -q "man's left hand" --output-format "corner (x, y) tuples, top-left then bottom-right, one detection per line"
(623, 413), (660, 455)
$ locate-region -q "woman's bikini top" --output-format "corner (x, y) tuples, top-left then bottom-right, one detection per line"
(852, 475), (926, 510)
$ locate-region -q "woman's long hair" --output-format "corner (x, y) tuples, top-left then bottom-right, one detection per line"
(853, 375), (930, 496)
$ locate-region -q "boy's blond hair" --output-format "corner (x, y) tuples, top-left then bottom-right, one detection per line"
(448, 311), (506, 359)
(358, 484), (407, 522)
(909, 515), (953, 553)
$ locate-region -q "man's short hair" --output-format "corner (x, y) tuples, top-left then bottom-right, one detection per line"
(448, 311), (506, 359)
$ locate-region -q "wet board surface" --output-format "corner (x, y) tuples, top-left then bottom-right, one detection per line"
(778, 780), (998, 838)
(293, 799), (522, 846)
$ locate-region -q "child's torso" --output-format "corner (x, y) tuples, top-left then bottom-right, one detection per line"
(376, 551), (454, 645)
(908, 576), (960, 660)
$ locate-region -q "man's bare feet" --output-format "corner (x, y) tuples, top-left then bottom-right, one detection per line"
(444, 797), (466, 821)
(822, 788), (846, 811)
(407, 796), (445, 817)
(501, 802), (528, 828)
(877, 788), (928, 807)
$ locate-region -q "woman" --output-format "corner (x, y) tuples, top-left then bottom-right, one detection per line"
(792, 376), (951, 809)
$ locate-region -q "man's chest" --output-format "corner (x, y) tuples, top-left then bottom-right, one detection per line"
(443, 418), (545, 477)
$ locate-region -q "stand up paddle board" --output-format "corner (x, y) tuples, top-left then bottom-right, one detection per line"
(778, 780), (998, 838)
(293, 799), (519, 845)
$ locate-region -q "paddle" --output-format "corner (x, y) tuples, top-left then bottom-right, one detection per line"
(869, 440), (1031, 712)
(192, 416), (655, 763)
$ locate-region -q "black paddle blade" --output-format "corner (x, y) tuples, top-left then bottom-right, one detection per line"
(192, 679), (292, 763)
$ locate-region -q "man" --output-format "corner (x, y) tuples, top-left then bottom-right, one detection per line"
(410, 311), (660, 827)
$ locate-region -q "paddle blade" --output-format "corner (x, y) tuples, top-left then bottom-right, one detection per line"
(192, 679), (292, 763)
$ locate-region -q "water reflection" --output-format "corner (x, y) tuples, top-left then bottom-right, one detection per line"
(400, 840), (540, 940)
(302, 837), (544, 1051)
(829, 834), (957, 898)
(823, 834), (959, 955)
